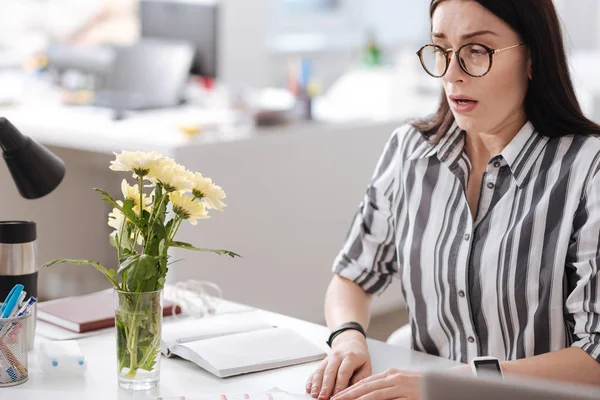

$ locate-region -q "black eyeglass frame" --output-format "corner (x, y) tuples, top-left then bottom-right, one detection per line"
(416, 42), (527, 78)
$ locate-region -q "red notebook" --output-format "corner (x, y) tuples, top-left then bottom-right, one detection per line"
(37, 289), (182, 333)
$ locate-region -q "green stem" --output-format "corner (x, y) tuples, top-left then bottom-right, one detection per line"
(139, 176), (143, 218)
(117, 218), (125, 261)
(169, 217), (183, 242)
(144, 192), (167, 253)
(124, 294), (141, 378)
(138, 331), (160, 368)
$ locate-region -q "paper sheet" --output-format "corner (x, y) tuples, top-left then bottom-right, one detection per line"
(157, 387), (309, 400)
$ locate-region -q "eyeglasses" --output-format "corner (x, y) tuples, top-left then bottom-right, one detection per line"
(416, 42), (526, 78)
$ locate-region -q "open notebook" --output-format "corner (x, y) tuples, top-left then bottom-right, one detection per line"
(161, 313), (327, 378)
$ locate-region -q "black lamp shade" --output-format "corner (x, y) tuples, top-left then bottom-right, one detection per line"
(0, 117), (65, 199)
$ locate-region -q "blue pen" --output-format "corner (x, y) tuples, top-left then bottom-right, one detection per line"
(0, 284), (23, 317)
(0, 284), (23, 319)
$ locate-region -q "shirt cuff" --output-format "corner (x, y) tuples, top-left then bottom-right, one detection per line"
(571, 335), (600, 362)
(333, 258), (394, 296)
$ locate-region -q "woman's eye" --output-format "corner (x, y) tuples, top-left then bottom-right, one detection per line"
(471, 49), (487, 56)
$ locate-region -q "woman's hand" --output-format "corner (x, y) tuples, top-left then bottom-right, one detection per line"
(306, 330), (372, 399)
(331, 369), (422, 400)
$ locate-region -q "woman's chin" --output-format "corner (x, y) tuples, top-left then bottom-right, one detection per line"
(452, 115), (484, 134)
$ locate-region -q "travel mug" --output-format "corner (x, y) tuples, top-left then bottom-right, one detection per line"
(0, 221), (38, 349)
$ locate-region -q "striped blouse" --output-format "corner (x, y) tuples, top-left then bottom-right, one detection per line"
(333, 121), (600, 364)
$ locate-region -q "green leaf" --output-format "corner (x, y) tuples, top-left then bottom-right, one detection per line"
(157, 276), (166, 289)
(95, 188), (144, 232)
(41, 258), (120, 288)
(165, 218), (175, 239)
(168, 241), (241, 258)
(109, 231), (119, 249)
(115, 320), (130, 371)
(117, 254), (140, 275)
(125, 254), (162, 292)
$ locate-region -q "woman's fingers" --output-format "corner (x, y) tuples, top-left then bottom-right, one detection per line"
(332, 373), (394, 400)
(349, 363), (372, 386)
(318, 355), (344, 399)
(307, 360), (329, 397)
(332, 354), (362, 396)
(356, 387), (404, 400)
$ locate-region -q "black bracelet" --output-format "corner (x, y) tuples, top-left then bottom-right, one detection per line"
(326, 321), (367, 348)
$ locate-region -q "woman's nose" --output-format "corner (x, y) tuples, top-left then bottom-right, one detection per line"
(444, 52), (467, 83)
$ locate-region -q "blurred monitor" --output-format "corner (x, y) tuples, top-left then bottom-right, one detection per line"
(140, 0), (219, 78)
(94, 39), (194, 111)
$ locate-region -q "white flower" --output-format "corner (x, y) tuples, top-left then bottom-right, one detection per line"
(110, 151), (164, 178)
(189, 172), (227, 211)
(108, 201), (143, 245)
(120, 179), (151, 214)
(108, 204), (125, 231)
(147, 158), (194, 193)
(168, 192), (209, 225)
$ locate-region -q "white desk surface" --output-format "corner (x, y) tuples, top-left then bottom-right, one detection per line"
(0, 103), (408, 156)
(2, 305), (459, 400)
(0, 91), (438, 156)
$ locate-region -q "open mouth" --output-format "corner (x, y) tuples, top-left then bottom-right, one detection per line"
(449, 96), (479, 112)
(452, 98), (478, 104)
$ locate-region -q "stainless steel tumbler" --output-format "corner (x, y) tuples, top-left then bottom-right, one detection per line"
(0, 221), (37, 349)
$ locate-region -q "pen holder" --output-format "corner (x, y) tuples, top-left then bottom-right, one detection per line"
(0, 312), (31, 387)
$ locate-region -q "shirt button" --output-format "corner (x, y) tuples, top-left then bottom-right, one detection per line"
(458, 290), (466, 298)
(468, 336), (475, 343)
(487, 182), (495, 189)
(493, 161), (501, 168)
(463, 234), (471, 241)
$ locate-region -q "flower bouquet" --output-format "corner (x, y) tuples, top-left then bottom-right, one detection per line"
(42, 151), (239, 390)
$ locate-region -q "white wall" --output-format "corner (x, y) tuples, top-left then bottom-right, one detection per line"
(0, 147), (118, 300)
(169, 120), (406, 324)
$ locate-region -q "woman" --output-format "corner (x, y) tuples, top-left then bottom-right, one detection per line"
(307, 1), (600, 399)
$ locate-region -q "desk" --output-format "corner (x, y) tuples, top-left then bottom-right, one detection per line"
(2, 305), (458, 400)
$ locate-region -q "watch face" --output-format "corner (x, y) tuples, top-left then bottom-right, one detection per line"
(474, 360), (502, 374)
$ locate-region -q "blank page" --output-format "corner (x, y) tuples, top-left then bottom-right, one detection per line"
(178, 327), (326, 375)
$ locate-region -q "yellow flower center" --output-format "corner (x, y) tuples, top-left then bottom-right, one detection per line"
(132, 167), (150, 177)
(172, 204), (191, 220)
(192, 189), (204, 200)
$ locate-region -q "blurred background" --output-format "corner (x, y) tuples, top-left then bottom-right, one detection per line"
(0, 0), (598, 339)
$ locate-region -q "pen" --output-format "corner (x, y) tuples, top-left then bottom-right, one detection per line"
(0, 340), (26, 377)
(1, 284), (24, 319)
(0, 348), (20, 383)
(9, 291), (26, 318)
(0, 285), (21, 316)
(0, 297), (37, 340)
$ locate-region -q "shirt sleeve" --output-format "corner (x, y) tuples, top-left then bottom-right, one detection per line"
(566, 165), (600, 362)
(332, 127), (402, 296)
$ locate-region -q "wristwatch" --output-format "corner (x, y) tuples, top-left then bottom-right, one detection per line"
(326, 321), (367, 347)
(470, 357), (504, 378)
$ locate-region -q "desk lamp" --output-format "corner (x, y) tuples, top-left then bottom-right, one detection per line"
(0, 117), (65, 199)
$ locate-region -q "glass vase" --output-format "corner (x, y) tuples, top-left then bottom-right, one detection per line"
(114, 289), (163, 390)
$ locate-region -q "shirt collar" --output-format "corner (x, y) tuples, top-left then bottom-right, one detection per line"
(408, 121), (548, 187)
(408, 122), (463, 162)
(498, 121), (548, 187)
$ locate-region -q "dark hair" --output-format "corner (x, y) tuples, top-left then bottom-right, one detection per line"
(413, 0), (600, 142)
